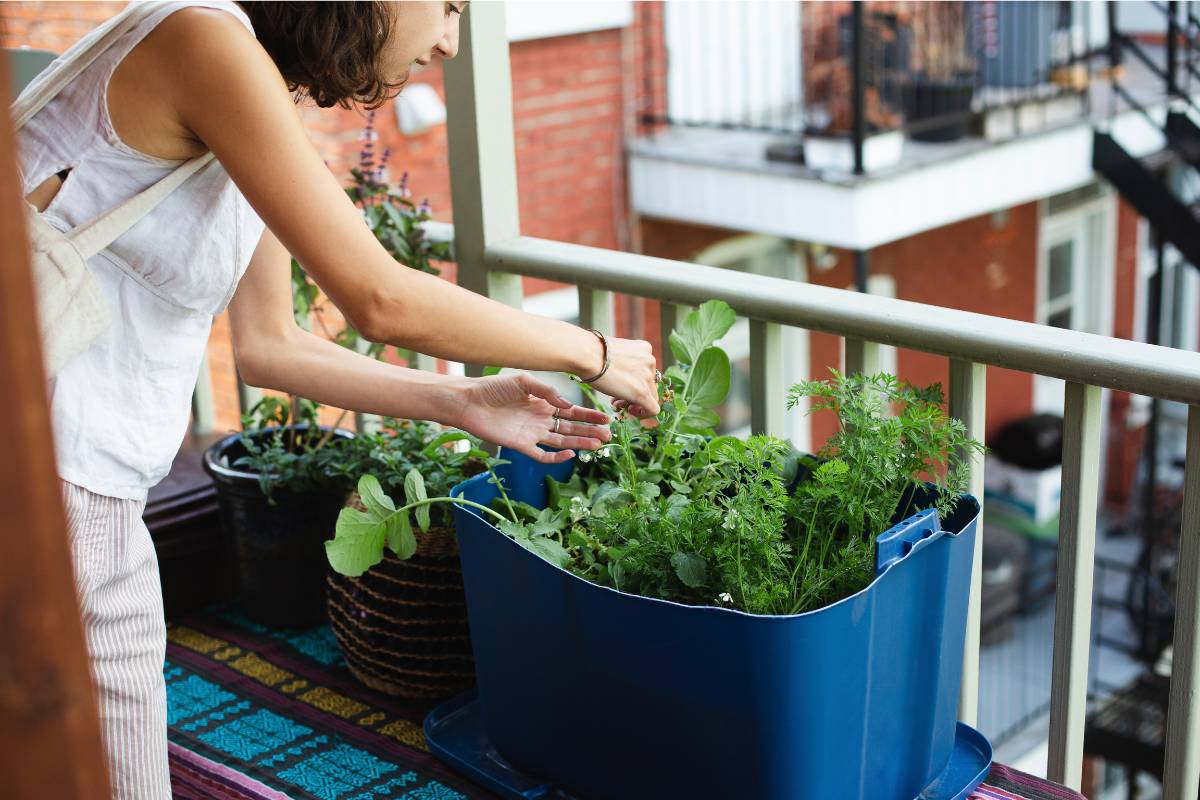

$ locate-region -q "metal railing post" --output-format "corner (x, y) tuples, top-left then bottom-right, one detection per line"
(1047, 382), (1103, 790)
(444, 2), (523, 375)
(750, 320), (785, 438)
(950, 359), (987, 726)
(1163, 405), (1200, 800)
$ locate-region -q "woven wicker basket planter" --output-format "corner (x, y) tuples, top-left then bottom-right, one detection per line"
(327, 494), (474, 700)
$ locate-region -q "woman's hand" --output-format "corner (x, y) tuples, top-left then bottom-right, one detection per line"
(454, 373), (612, 464)
(588, 336), (661, 417)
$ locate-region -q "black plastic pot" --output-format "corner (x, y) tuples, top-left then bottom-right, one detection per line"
(899, 78), (976, 143)
(202, 425), (354, 628)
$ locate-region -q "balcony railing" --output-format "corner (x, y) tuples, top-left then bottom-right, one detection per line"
(638, 1), (1097, 173)
(442, 4), (1200, 796)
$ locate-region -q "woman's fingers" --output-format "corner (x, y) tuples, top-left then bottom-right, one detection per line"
(517, 374), (573, 409)
(517, 442), (575, 464)
(562, 404), (609, 426)
(542, 432), (604, 452)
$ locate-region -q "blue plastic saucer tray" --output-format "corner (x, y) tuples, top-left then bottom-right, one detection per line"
(442, 451), (990, 800)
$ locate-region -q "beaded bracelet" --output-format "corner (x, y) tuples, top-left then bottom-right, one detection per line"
(576, 328), (611, 384)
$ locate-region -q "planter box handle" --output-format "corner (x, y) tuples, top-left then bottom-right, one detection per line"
(875, 508), (942, 577)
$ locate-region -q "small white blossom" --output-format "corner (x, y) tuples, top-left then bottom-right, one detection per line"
(717, 592), (733, 604)
(578, 451), (593, 463)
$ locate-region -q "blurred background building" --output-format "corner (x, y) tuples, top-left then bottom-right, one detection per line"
(5, 2), (1199, 795)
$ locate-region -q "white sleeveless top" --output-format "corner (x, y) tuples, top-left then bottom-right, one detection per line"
(16, 1), (266, 499)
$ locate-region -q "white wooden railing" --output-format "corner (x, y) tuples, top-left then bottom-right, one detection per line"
(437, 4), (1200, 795)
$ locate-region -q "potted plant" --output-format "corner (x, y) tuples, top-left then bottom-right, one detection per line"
(898, 2), (977, 142)
(204, 111), (449, 627)
(327, 301), (990, 798)
(325, 420), (487, 700)
(203, 397), (356, 627)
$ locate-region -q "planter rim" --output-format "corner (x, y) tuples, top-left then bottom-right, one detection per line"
(202, 424), (355, 483)
(451, 471), (980, 622)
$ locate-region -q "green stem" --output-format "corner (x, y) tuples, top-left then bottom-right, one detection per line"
(388, 496), (511, 526)
(485, 462), (517, 521)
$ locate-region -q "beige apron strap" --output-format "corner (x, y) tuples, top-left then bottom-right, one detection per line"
(10, 2), (159, 131)
(68, 153), (215, 259)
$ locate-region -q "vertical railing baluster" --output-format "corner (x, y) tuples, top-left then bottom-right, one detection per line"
(1162, 406), (1200, 800)
(236, 370), (261, 420)
(844, 337), (881, 377)
(443, 1), (521, 373)
(191, 353), (216, 436)
(1047, 382), (1102, 790)
(950, 359), (987, 726)
(750, 320), (785, 438)
(659, 302), (690, 367)
(579, 287), (615, 336)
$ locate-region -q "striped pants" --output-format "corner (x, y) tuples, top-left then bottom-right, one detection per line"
(62, 480), (172, 799)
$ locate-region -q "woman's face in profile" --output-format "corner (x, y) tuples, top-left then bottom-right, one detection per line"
(384, 1), (466, 86)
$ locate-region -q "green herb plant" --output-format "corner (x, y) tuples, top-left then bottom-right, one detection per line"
(324, 300), (984, 616)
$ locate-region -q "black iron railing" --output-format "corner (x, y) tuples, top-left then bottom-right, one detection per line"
(638, 1), (1098, 174)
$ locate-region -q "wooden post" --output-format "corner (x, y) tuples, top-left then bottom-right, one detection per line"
(0, 54), (111, 799)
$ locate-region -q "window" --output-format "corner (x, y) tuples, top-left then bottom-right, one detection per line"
(1034, 185), (1115, 413)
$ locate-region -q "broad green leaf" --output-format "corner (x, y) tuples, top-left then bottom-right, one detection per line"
(668, 480), (692, 495)
(522, 535), (571, 568)
(404, 468), (430, 531)
(357, 474), (395, 520)
(635, 482), (661, 501)
(422, 431), (471, 457)
(386, 511), (417, 560)
(325, 524), (387, 577)
(685, 347), (731, 409)
(668, 330), (692, 366)
(679, 406), (721, 435)
(671, 552), (708, 588)
(671, 300), (736, 364)
(498, 519), (530, 540)
(335, 506), (378, 539)
(530, 507), (564, 538)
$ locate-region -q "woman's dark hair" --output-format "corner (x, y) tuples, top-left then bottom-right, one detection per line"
(237, 2), (402, 109)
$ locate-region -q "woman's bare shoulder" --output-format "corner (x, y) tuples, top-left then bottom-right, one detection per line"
(110, 5), (293, 159)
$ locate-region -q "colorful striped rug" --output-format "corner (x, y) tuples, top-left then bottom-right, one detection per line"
(165, 606), (1083, 800)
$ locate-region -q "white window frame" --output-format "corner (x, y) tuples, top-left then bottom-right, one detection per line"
(1033, 187), (1117, 414)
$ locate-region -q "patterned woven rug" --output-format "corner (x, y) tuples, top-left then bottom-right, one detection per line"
(165, 606), (1083, 800)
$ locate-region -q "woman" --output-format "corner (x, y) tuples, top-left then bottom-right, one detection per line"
(16, 2), (659, 796)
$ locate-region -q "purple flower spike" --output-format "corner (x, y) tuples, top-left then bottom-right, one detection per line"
(418, 198), (431, 215)
(398, 171), (411, 199)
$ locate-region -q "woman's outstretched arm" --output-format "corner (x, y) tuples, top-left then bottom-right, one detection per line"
(229, 229), (613, 464)
(144, 8), (659, 414)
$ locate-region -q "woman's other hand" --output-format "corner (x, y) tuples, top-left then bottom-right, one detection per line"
(587, 336), (660, 417)
(455, 373), (611, 464)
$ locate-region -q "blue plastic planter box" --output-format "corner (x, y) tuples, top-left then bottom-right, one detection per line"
(446, 452), (987, 800)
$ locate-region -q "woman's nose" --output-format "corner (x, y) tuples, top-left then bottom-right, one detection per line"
(435, 24), (460, 60)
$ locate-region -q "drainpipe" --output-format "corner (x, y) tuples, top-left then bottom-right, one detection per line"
(1168, 1), (1179, 97)
(852, 3), (865, 176)
(1138, 234), (1165, 657)
(854, 249), (870, 294)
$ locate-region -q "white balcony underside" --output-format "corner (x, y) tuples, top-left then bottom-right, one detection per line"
(629, 103), (1178, 251)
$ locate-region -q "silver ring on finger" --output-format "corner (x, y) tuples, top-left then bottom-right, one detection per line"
(553, 417), (561, 434)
